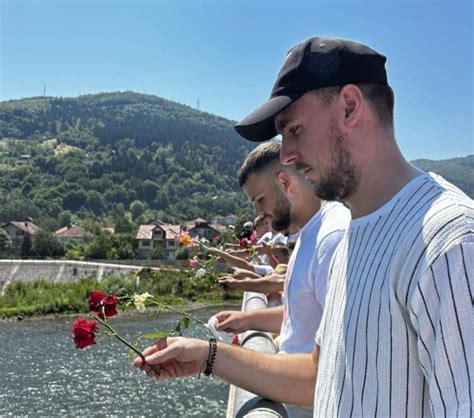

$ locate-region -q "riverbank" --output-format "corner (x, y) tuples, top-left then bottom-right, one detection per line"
(0, 299), (242, 322)
(0, 268), (241, 320)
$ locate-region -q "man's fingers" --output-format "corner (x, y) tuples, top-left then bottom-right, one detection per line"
(134, 338), (175, 368)
(134, 356), (144, 368)
(215, 318), (231, 331)
(141, 339), (167, 357)
(215, 311), (231, 322)
(144, 343), (179, 366)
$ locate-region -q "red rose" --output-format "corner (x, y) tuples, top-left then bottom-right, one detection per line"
(72, 318), (98, 349)
(88, 290), (118, 319)
(88, 290), (105, 310)
(240, 238), (249, 248)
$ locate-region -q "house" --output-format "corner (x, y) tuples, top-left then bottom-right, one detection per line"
(1, 218), (39, 255)
(210, 214), (238, 226)
(185, 219), (222, 241)
(54, 224), (95, 245)
(210, 223), (228, 236)
(136, 220), (180, 259)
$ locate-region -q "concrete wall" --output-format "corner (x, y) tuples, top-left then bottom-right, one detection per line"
(0, 260), (160, 295)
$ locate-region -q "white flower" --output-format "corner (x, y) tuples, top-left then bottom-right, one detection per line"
(133, 292), (153, 312)
(195, 268), (206, 278)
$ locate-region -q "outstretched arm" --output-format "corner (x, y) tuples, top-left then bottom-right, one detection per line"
(218, 274), (284, 294)
(214, 306), (284, 334)
(232, 268), (262, 280)
(135, 337), (318, 406)
(208, 247), (255, 271)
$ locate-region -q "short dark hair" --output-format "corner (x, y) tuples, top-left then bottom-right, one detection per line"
(238, 141), (281, 187)
(314, 83), (395, 126)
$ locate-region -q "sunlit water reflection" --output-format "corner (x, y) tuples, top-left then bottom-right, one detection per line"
(0, 308), (230, 417)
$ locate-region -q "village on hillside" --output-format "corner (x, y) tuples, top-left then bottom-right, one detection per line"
(0, 214), (237, 261)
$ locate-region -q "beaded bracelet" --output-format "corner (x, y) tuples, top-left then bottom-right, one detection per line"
(198, 338), (217, 378)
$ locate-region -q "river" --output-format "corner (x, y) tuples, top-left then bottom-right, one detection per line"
(0, 307), (230, 417)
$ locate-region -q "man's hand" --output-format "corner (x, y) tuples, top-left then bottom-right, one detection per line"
(134, 337), (208, 380)
(208, 247), (225, 261)
(218, 276), (244, 292)
(232, 268), (260, 280)
(218, 273), (284, 294)
(215, 310), (250, 333)
(134, 336), (319, 406)
(262, 241), (272, 256)
(208, 247), (223, 256)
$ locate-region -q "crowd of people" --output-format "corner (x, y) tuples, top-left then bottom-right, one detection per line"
(134, 36), (473, 417)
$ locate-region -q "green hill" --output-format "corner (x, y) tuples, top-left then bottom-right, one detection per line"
(412, 155), (473, 198)
(0, 92), (472, 232)
(0, 92), (254, 227)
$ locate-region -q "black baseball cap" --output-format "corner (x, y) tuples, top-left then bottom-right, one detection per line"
(235, 36), (388, 142)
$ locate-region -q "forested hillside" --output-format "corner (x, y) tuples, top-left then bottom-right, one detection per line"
(0, 92), (472, 233)
(412, 155), (473, 197)
(0, 92), (254, 229)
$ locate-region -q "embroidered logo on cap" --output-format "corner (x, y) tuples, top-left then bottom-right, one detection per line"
(305, 49), (340, 81)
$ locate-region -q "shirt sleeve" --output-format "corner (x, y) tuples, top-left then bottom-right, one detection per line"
(310, 229), (345, 308)
(253, 264), (274, 276)
(409, 240), (474, 417)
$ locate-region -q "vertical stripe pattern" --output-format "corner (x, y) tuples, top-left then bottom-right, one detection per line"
(313, 173), (474, 417)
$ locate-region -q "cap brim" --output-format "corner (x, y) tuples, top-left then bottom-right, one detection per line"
(234, 94), (301, 142)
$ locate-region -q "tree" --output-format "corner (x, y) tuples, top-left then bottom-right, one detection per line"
(114, 214), (134, 234)
(21, 234), (33, 257)
(149, 244), (166, 260)
(33, 229), (65, 257)
(130, 200), (146, 221)
(85, 234), (112, 259)
(57, 210), (73, 228)
(0, 229), (12, 254)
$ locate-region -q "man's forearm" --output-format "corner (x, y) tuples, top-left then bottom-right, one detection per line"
(237, 277), (284, 294)
(222, 252), (254, 271)
(214, 343), (318, 405)
(245, 306), (284, 333)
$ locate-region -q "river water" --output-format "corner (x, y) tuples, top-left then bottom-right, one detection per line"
(0, 308), (230, 417)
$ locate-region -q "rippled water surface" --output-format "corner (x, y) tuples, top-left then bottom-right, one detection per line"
(0, 308), (229, 417)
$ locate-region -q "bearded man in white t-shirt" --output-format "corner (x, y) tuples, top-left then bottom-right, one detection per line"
(214, 141), (349, 417)
(135, 37), (472, 418)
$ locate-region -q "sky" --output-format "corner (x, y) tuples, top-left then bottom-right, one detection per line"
(0, 0), (472, 161)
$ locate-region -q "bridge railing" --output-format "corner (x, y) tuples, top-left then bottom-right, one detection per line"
(226, 292), (288, 418)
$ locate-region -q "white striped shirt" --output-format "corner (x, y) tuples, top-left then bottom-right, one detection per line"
(314, 173), (473, 417)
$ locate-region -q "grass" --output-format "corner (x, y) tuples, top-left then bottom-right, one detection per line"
(0, 268), (241, 319)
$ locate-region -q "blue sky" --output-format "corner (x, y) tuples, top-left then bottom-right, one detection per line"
(1, 0), (472, 160)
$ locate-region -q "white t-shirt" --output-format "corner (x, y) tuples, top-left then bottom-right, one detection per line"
(257, 231), (273, 245)
(271, 232), (288, 245)
(256, 232), (273, 265)
(280, 201), (350, 354)
(314, 173), (474, 418)
(253, 264), (274, 276)
(279, 202), (350, 418)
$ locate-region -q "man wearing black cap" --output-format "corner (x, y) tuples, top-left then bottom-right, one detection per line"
(135, 37), (473, 417)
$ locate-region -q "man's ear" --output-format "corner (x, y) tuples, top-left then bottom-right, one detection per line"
(338, 84), (364, 128)
(276, 170), (292, 194)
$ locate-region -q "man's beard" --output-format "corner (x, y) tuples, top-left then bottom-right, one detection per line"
(271, 190), (291, 232)
(304, 119), (360, 202)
